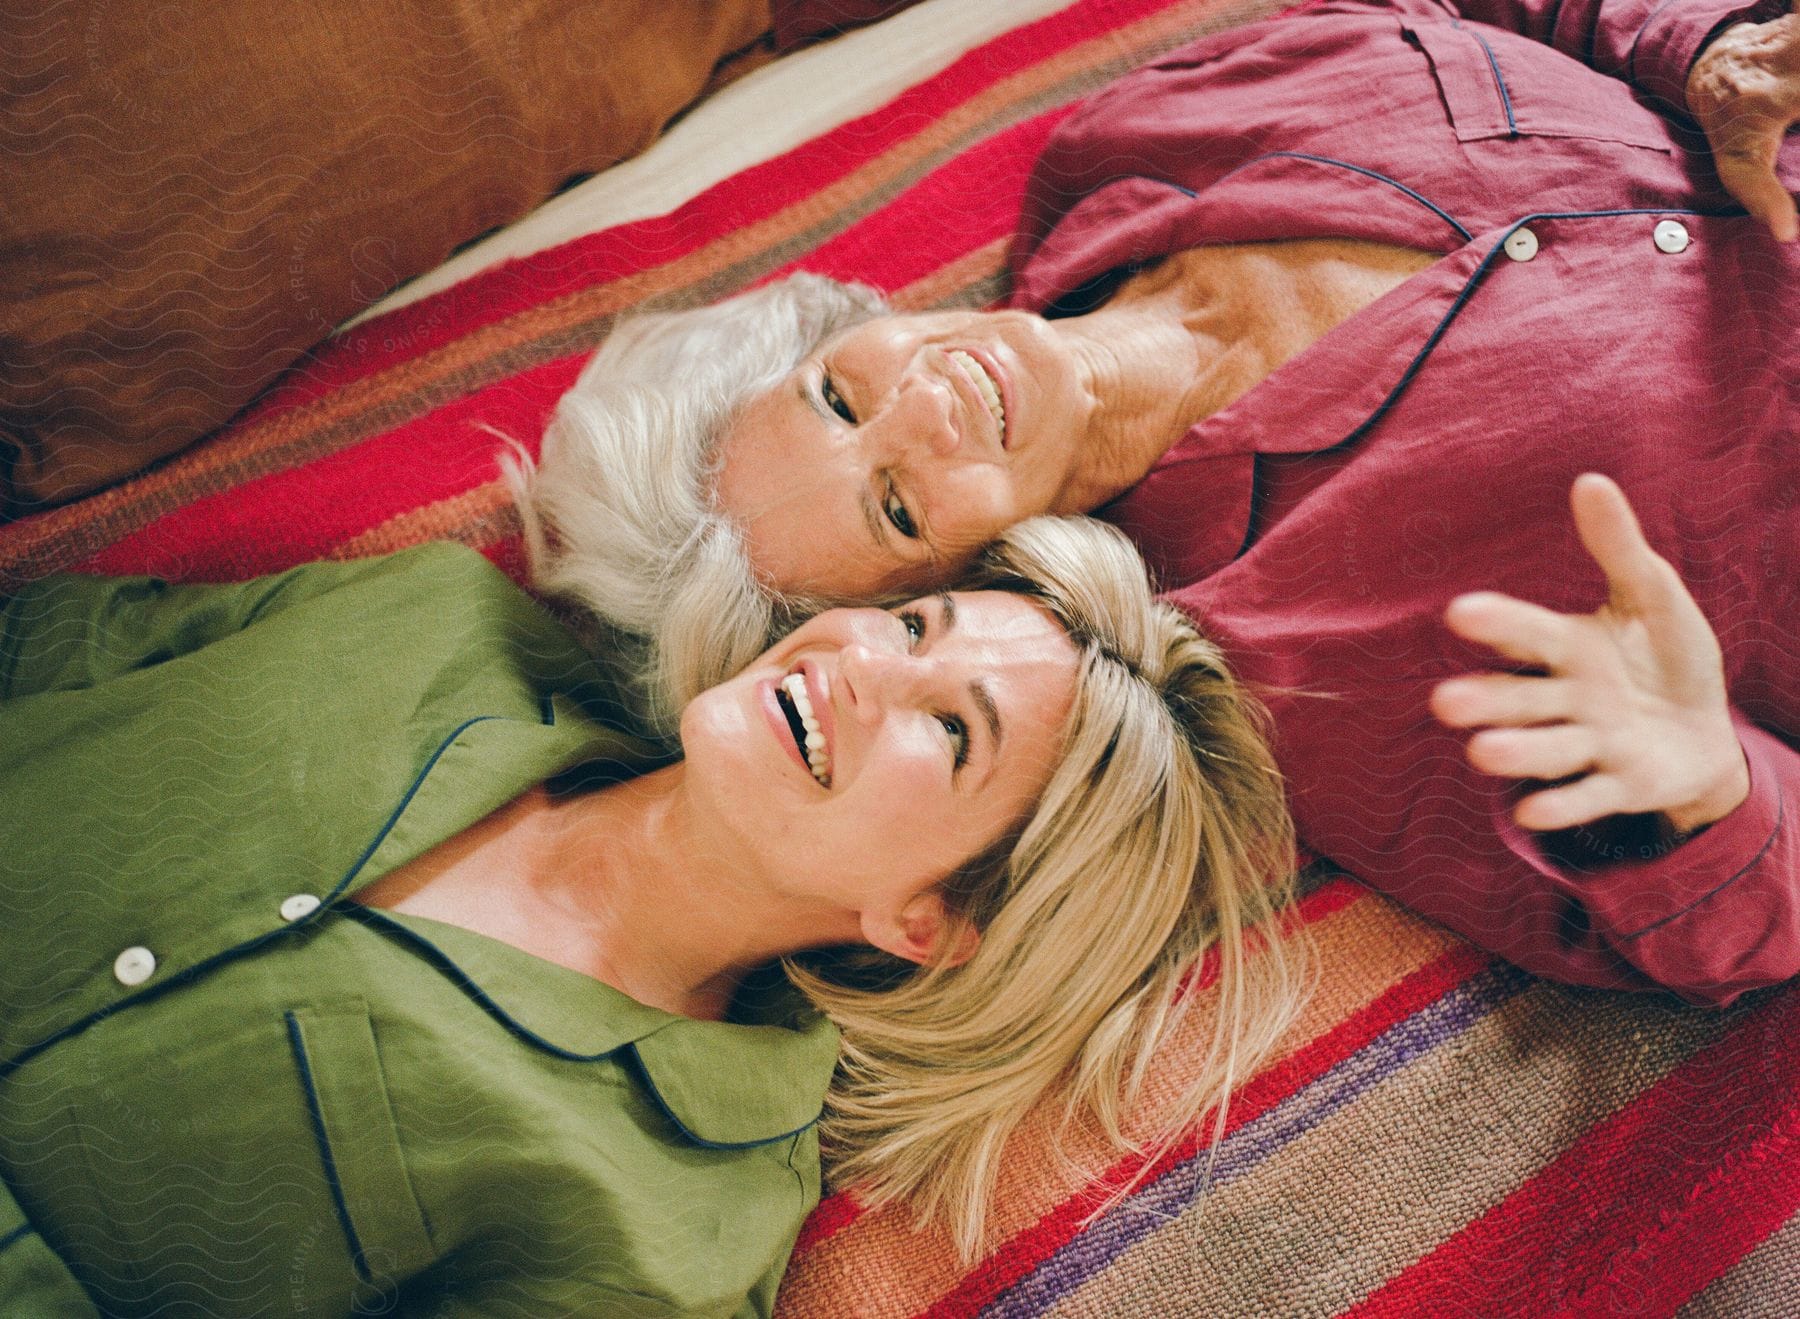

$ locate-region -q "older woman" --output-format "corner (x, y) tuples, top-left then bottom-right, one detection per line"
(0, 518), (1304, 1314)
(517, 0), (1800, 1008)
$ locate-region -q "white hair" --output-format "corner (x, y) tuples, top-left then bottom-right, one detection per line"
(506, 274), (890, 733)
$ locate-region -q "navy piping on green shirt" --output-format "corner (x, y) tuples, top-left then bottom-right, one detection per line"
(0, 708), (538, 1082)
(622, 1046), (825, 1152)
(285, 1011), (378, 1284)
(343, 906), (827, 1152)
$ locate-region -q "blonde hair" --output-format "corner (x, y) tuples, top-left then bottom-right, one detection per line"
(506, 274), (889, 733)
(785, 516), (1312, 1258)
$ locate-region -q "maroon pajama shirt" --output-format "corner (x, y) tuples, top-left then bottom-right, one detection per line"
(1010, 0), (1800, 1004)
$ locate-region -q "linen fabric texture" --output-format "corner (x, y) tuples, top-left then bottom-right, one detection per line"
(1009, 0), (1800, 1007)
(0, 544), (838, 1316)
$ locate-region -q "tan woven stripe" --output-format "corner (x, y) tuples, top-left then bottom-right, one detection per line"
(325, 481), (519, 562)
(775, 892), (1463, 1319)
(892, 238), (1012, 312)
(1675, 1206), (1800, 1319)
(1044, 986), (1746, 1318)
(1, 0), (1270, 585)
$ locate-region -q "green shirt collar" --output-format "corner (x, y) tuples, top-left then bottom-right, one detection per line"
(362, 909), (840, 1148)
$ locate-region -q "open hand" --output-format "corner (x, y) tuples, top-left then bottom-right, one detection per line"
(1430, 474), (1749, 838)
(1687, 1), (1800, 242)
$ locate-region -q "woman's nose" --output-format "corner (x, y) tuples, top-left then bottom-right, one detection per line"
(838, 642), (934, 720)
(876, 367), (960, 460)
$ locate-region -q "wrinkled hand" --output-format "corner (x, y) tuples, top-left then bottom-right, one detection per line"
(1431, 474), (1749, 838)
(1686, 1), (1800, 242)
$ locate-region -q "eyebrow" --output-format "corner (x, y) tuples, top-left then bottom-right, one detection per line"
(970, 680), (1003, 761)
(799, 369), (894, 559)
(859, 488), (896, 555)
(796, 370), (943, 566)
(936, 593), (1004, 763)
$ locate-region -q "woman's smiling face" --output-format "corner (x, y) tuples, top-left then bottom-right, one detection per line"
(678, 590), (1079, 943)
(713, 309), (1095, 600)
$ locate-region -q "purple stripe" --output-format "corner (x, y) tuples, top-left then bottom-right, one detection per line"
(982, 961), (1533, 1318)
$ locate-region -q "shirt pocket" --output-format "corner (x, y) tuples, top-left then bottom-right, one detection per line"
(284, 1002), (438, 1301)
(1400, 18), (1672, 151)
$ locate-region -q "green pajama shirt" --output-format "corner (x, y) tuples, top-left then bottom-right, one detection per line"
(0, 543), (839, 1317)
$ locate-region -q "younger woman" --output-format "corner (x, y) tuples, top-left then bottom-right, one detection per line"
(0, 517), (1305, 1316)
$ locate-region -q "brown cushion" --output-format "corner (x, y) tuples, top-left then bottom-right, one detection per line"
(0, 0), (771, 508)
(772, 0), (927, 50)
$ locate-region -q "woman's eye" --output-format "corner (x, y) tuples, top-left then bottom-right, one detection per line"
(883, 483), (918, 539)
(822, 375), (857, 424)
(938, 714), (969, 770)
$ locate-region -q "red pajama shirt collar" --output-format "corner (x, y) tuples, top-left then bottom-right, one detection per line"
(1009, 156), (1483, 586)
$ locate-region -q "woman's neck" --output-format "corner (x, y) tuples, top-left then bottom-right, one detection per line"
(357, 768), (856, 1021)
(535, 767), (849, 1020)
(1048, 239), (1440, 510)
(1045, 286), (1235, 514)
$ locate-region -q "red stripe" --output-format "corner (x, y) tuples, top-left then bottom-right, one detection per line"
(789, 112), (1070, 294)
(255, 0), (1195, 410)
(1344, 983), (1800, 1319)
(791, 1189), (868, 1255)
(791, 876), (1371, 1257)
(1180, 870), (1365, 1001)
(1565, 1107), (1800, 1319)
(77, 357), (582, 581)
(913, 942), (1496, 1317)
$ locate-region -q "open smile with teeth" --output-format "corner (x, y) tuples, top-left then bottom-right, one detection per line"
(777, 673), (832, 788)
(946, 349), (1006, 446)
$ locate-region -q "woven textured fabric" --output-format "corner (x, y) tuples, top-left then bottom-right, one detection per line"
(2, 0), (1795, 1313)
(781, 873), (1800, 1317)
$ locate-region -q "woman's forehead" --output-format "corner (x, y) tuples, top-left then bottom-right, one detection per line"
(715, 401), (964, 599)
(925, 590), (1078, 671)
(824, 306), (987, 349)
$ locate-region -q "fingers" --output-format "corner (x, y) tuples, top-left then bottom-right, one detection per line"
(1467, 724), (1597, 781)
(1567, 473), (1676, 610)
(1443, 591), (1572, 668)
(1514, 775), (1628, 832)
(1433, 675), (1618, 828)
(1688, 11), (1800, 240)
(1431, 672), (1571, 728)
(1715, 135), (1800, 242)
(1567, 475), (1723, 663)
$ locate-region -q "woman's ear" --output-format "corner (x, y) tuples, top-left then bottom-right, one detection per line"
(861, 892), (981, 968)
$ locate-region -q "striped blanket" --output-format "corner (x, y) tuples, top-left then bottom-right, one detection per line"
(4, 0), (1795, 1313)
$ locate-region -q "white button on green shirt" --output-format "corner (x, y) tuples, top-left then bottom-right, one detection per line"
(0, 544), (839, 1317)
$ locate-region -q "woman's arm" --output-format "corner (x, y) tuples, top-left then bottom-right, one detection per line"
(1686, 3), (1800, 239)
(1429, 475), (1797, 1006)
(1, 544), (484, 700)
(1406, 0), (1780, 98)
(1391, 0), (1800, 237)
